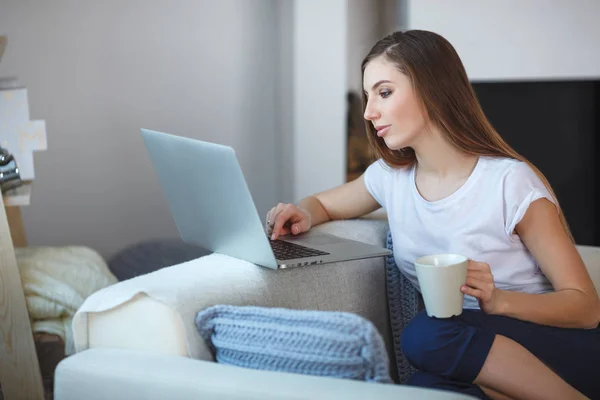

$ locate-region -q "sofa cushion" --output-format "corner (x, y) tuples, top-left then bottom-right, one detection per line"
(195, 305), (393, 383)
(385, 231), (424, 384)
(107, 239), (211, 281)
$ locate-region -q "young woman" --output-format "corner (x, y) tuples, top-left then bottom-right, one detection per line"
(265, 30), (599, 399)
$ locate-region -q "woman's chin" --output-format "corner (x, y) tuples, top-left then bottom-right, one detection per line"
(383, 137), (406, 151)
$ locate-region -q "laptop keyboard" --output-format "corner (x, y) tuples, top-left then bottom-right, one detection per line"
(269, 239), (330, 260)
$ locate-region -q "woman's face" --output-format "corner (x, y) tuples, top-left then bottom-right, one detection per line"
(363, 56), (428, 151)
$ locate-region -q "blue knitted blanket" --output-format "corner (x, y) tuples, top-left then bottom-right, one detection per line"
(196, 305), (393, 384)
(385, 230), (424, 383)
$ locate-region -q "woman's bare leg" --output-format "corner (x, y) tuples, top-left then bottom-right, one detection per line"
(479, 386), (514, 400)
(474, 335), (587, 400)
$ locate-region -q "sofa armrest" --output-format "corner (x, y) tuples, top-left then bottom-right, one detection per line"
(79, 218), (392, 361)
(576, 245), (600, 296)
(55, 348), (475, 400)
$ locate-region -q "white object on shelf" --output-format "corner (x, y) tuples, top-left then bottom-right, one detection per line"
(0, 88), (47, 180)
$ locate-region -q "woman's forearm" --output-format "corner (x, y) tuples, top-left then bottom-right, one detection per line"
(495, 288), (600, 329)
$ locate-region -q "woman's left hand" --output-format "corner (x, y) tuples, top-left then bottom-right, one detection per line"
(461, 260), (504, 314)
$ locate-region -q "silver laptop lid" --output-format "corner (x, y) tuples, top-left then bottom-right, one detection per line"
(141, 128), (278, 269)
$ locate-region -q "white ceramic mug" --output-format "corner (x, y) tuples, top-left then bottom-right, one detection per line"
(414, 254), (468, 318)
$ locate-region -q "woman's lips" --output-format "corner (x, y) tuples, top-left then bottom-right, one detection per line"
(376, 125), (390, 137)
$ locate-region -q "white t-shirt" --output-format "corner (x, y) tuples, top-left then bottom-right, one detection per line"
(364, 156), (556, 310)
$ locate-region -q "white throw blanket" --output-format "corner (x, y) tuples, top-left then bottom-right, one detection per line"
(16, 246), (118, 354)
(72, 252), (269, 359)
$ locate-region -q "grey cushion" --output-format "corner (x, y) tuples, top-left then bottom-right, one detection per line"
(107, 239), (212, 281)
(385, 231), (424, 384)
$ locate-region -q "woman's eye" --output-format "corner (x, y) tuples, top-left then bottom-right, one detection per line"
(380, 90), (391, 98)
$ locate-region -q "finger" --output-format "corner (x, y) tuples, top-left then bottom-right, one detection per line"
(466, 270), (493, 281)
(271, 205), (297, 240)
(272, 218), (291, 239)
(271, 203), (285, 220)
(468, 261), (490, 271)
(268, 204), (285, 235)
(265, 207), (275, 231)
(271, 203), (290, 224)
(266, 207), (283, 235)
(461, 285), (483, 299)
(289, 212), (310, 235)
(290, 221), (306, 235)
(465, 276), (489, 290)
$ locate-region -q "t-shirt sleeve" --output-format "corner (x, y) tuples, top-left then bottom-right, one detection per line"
(503, 162), (557, 237)
(363, 159), (389, 208)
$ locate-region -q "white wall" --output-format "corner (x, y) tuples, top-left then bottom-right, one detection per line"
(347, 0), (381, 94)
(276, 0), (295, 204)
(404, 0), (600, 81)
(290, 0), (387, 203)
(0, 0), (281, 258)
(279, 0), (385, 203)
(0, 0), (375, 258)
(292, 0), (347, 201)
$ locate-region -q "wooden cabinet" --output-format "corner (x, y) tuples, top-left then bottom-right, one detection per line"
(0, 183), (45, 399)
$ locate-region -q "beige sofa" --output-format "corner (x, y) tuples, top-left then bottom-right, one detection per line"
(53, 217), (600, 400)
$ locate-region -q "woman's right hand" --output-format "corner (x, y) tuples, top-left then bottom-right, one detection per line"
(265, 203), (312, 240)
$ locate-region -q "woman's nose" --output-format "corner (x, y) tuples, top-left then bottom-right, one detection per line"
(363, 103), (379, 121)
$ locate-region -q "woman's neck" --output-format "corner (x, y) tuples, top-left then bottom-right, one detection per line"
(412, 127), (478, 180)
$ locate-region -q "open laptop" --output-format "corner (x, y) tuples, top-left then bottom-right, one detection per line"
(141, 128), (391, 269)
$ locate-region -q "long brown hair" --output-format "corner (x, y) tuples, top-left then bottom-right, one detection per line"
(361, 30), (573, 241)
